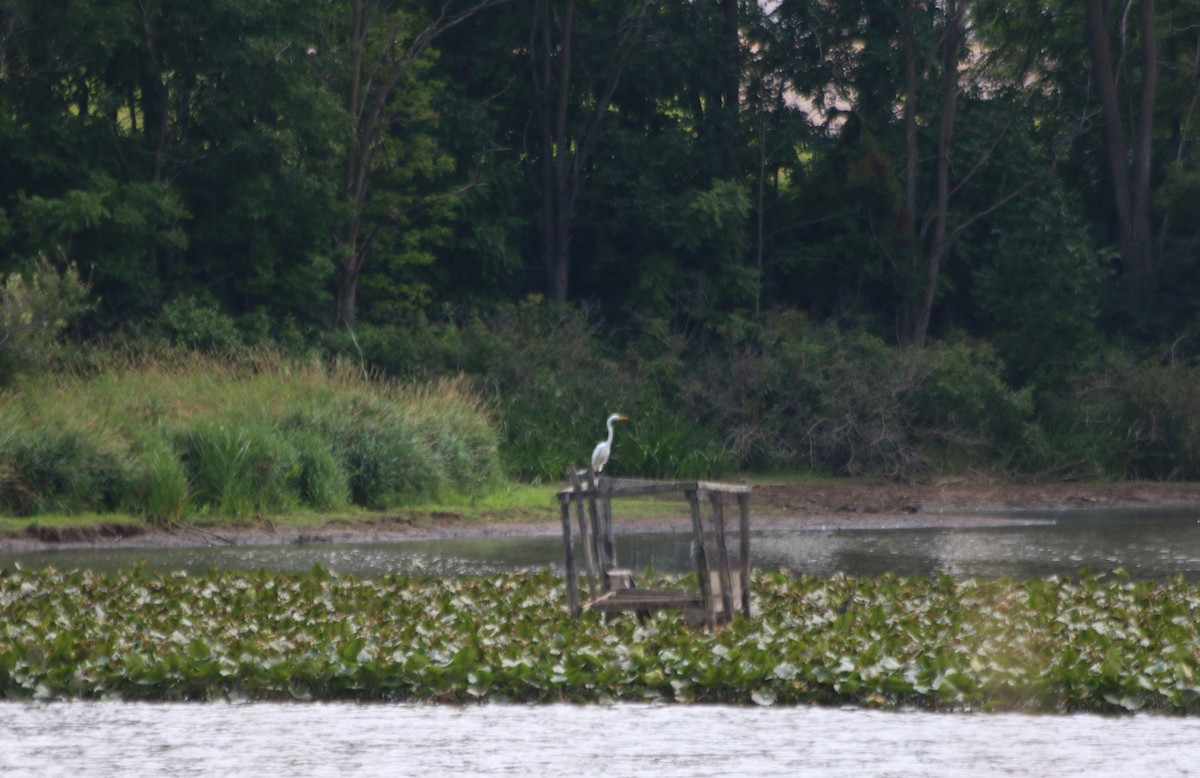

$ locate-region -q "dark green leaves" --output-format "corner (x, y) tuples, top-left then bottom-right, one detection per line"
(4, 566), (1200, 712)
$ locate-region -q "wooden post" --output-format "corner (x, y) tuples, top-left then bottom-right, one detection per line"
(584, 466), (610, 583)
(738, 491), (751, 618)
(709, 491), (734, 623)
(686, 488), (713, 627)
(565, 467), (597, 598)
(600, 480), (616, 573)
(559, 495), (579, 617)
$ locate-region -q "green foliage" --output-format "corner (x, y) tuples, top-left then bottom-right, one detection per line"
(289, 430), (350, 511)
(15, 178), (190, 311)
(174, 422), (298, 520)
(3, 0), (1200, 485)
(122, 436), (188, 527)
(338, 410), (438, 510)
(617, 401), (735, 479)
(446, 301), (735, 481)
(691, 314), (1032, 478)
(0, 259), (93, 386)
(0, 351), (500, 522)
(968, 185), (1107, 388)
(153, 297), (246, 355)
(0, 418), (129, 517)
(1055, 349), (1200, 480)
(5, 566), (1200, 713)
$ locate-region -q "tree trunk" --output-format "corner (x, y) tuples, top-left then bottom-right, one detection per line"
(717, 0), (740, 177)
(532, 0), (647, 303)
(1083, 0), (1157, 291)
(337, 260), (360, 328)
(550, 0), (575, 302)
(898, 0), (919, 342)
(536, 0), (575, 303)
(908, 0), (961, 348)
(1131, 0), (1157, 287)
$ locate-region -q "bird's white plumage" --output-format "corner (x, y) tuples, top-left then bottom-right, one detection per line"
(591, 413), (628, 473)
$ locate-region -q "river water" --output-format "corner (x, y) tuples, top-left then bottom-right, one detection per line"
(7, 506), (1200, 581)
(5, 506), (1200, 776)
(2, 700), (1199, 777)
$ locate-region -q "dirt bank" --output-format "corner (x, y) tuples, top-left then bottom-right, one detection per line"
(5, 480), (1200, 554)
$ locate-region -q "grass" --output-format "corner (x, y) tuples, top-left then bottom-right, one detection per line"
(0, 349), (502, 526)
(0, 475), (722, 539)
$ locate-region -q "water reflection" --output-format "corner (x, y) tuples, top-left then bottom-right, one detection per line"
(4, 506), (1200, 581)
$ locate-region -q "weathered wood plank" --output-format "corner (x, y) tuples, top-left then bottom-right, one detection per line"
(584, 589), (702, 612)
(601, 493), (616, 576)
(709, 491), (734, 621)
(686, 488), (713, 628)
(565, 467), (598, 599)
(575, 497), (597, 599)
(738, 492), (751, 618)
(558, 496), (579, 617)
(561, 468), (752, 627)
(558, 478), (752, 499)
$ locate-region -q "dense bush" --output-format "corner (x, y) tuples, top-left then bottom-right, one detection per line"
(683, 313), (1035, 479)
(0, 422), (129, 516)
(1050, 349), (1200, 480)
(332, 301), (1200, 483)
(0, 351), (501, 521)
(0, 259), (92, 387)
(327, 299), (725, 482)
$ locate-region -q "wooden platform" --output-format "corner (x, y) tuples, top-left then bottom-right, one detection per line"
(584, 589), (702, 613)
(558, 468), (752, 628)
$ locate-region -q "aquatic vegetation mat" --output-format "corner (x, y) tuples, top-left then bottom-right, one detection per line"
(3, 566), (1200, 712)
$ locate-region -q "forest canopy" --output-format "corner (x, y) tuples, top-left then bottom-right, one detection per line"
(2, 0), (1200, 483)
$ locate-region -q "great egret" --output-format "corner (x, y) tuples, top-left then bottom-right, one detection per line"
(591, 413), (629, 473)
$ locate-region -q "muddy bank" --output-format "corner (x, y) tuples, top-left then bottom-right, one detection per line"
(5, 480), (1200, 554)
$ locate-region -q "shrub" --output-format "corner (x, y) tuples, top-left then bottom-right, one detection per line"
(174, 421), (294, 519)
(690, 314), (1032, 479)
(339, 413), (437, 509)
(1060, 349), (1200, 480)
(0, 419), (130, 515)
(288, 429), (350, 511)
(123, 435), (188, 526)
(0, 258), (93, 386)
(458, 300), (643, 481)
(152, 296), (245, 355)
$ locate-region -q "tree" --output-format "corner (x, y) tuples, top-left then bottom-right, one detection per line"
(0, 0), (345, 327)
(327, 0), (508, 328)
(1083, 0), (1158, 293)
(768, 0), (1080, 347)
(530, 0), (653, 302)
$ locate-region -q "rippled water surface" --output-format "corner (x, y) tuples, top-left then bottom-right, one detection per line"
(2, 700), (1199, 777)
(6, 506), (1200, 581)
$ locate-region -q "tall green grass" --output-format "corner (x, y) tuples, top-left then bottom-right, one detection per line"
(0, 350), (501, 523)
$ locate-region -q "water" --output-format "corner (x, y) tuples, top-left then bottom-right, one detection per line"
(7, 506), (1200, 581)
(1, 700), (1197, 777)
(5, 506), (1200, 774)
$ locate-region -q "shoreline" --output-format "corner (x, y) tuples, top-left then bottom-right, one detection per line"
(5, 480), (1200, 554)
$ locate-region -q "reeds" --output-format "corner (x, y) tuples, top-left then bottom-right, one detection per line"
(0, 350), (500, 523)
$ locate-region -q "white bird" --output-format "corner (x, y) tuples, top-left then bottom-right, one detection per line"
(591, 413), (629, 473)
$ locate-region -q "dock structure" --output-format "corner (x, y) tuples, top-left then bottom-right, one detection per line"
(557, 467), (752, 628)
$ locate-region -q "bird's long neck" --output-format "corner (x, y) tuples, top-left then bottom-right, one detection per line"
(605, 418), (616, 446)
